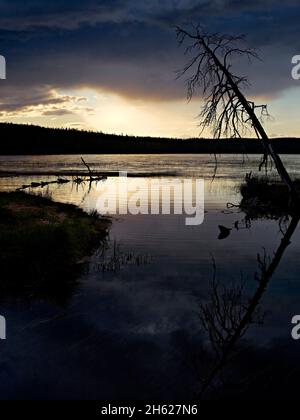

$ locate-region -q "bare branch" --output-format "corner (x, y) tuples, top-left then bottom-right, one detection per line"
(176, 26), (297, 199)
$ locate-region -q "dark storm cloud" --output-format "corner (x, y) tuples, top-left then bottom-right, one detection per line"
(0, 0), (129, 30)
(0, 0), (299, 112)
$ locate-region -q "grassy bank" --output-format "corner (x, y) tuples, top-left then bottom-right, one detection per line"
(0, 192), (110, 302)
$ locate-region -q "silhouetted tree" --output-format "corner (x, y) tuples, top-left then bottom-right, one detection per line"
(176, 26), (298, 201)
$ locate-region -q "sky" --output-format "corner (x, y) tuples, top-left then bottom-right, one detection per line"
(0, 0), (300, 138)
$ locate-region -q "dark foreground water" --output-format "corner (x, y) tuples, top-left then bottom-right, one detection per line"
(1, 154), (300, 400)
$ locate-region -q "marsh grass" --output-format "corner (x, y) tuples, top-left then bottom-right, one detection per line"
(239, 175), (300, 219)
(0, 191), (110, 302)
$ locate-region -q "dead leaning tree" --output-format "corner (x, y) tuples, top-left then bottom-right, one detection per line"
(176, 26), (298, 204)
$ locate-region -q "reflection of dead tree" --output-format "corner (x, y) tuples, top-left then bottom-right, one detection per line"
(198, 216), (300, 399)
(176, 26), (297, 201)
(200, 260), (257, 361)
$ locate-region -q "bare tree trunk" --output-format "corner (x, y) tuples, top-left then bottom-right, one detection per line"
(205, 41), (296, 197)
(177, 28), (298, 202)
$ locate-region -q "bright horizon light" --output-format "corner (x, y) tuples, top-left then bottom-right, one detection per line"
(1, 86), (300, 139)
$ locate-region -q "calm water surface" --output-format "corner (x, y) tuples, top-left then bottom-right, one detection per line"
(0, 154), (300, 400)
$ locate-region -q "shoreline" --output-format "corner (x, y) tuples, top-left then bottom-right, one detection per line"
(0, 191), (111, 301)
(0, 170), (178, 178)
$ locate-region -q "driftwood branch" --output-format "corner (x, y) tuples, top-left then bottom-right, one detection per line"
(16, 158), (106, 191)
(81, 157), (93, 182)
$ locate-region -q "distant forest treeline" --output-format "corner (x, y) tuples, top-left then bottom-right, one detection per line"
(1, 123), (300, 155)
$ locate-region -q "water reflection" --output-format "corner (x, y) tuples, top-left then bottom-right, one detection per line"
(0, 155), (300, 399)
(195, 216), (299, 399)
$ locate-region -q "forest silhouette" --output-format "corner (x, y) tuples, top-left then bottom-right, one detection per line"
(1, 123), (300, 155)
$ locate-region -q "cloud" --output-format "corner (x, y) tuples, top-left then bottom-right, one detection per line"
(42, 109), (74, 116)
(0, 0), (299, 113)
(0, 86), (88, 118)
(0, 0), (130, 30)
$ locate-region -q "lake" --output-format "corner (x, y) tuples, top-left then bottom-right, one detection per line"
(0, 154), (300, 400)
